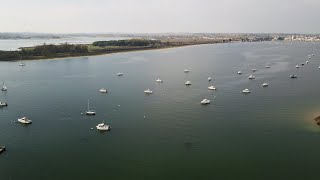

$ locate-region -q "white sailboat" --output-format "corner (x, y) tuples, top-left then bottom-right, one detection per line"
(1, 82), (7, 91)
(86, 99), (96, 115)
(19, 58), (26, 66)
(184, 69), (190, 73)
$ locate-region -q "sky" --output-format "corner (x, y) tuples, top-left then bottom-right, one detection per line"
(0, 0), (319, 33)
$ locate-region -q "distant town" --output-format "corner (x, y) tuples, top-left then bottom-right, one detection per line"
(1, 32), (320, 61)
(1, 32), (320, 42)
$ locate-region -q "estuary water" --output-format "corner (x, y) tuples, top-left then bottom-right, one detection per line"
(1, 41), (320, 180)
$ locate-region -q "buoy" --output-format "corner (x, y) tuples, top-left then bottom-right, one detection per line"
(144, 116), (146, 118)
(91, 128), (93, 130)
(118, 105), (121, 107)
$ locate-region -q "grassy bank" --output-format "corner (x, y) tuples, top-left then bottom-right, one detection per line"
(0, 38), (233, 61)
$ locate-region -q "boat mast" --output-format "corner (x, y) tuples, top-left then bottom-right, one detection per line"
(87, 99), (90, 111)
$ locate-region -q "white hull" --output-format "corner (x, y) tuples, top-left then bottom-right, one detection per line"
(156, 79), (163, 83)
(18, 118), (32, 124)
(96, 126), (110, 131)
(144, 89), (153, 94)
(96, 123), (111, 131)
(99, 89), (107, 93)
(0, 102), (8, 107)
(242, 89), (251, 94)
(86, 111), (96, 115)
(248, 75), (255, 80)
(201, 99), (211, 105)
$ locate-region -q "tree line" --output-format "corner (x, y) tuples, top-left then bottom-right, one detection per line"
(92, 39), (162, 47)
(21, 43), (88, 57)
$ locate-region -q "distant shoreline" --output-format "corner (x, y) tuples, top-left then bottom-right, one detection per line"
(0, 38), (273, 61)
(12, 43), (227, 62)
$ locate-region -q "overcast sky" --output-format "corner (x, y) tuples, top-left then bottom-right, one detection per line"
(0, 0), (319, 33)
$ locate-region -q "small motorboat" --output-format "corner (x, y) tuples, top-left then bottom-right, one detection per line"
(318, 66), (320, 69)
(200, 99), (211, 105)
(96, 122), (111, 131)
(290, 75), (298, 78)
(19, 62), (26, 66)
(208, 77), (212, 81)
(0, 146), (6, 154)
(306, 60), (309, 64)
(99, 88), (108, 93)
(185, 81), (192, 86)
(248, 75), (255, 80)
(156, 78), (163, 83)
(242, 89), (251, 94)
(18, 117), (32, 124)
(265, 66), (270, 68)
(237, 71), (242, 74)
(301, 63), (305, 66)
(117, 72), (124, 76)
(252, 69), (258, 72)
(144, 89), (153, 94)
(208, 86), (216, 90)
(184, 69), (190, 73)
(308, 56), (311, 59)
(262, 82), (269, 87)
(312, 54), (315, 56)
(296, 65), (300, 68)
(0, 101), (8, 107)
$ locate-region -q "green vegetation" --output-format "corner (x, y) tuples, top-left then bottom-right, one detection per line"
(21, 43), (88, 57)
(92, 39), (161, 47)
(0, 38), (230, 61)
(0, 43), (89, 61)
(0, 50), (21, 61)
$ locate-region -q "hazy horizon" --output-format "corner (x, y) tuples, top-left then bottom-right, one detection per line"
(1, 0), (319, 34)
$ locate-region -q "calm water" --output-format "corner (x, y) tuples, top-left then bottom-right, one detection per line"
(1, 41), (320, 180)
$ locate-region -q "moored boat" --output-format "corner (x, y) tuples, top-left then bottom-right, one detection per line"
(96, 122), (111, 131)
(18, 117), (32, 124)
